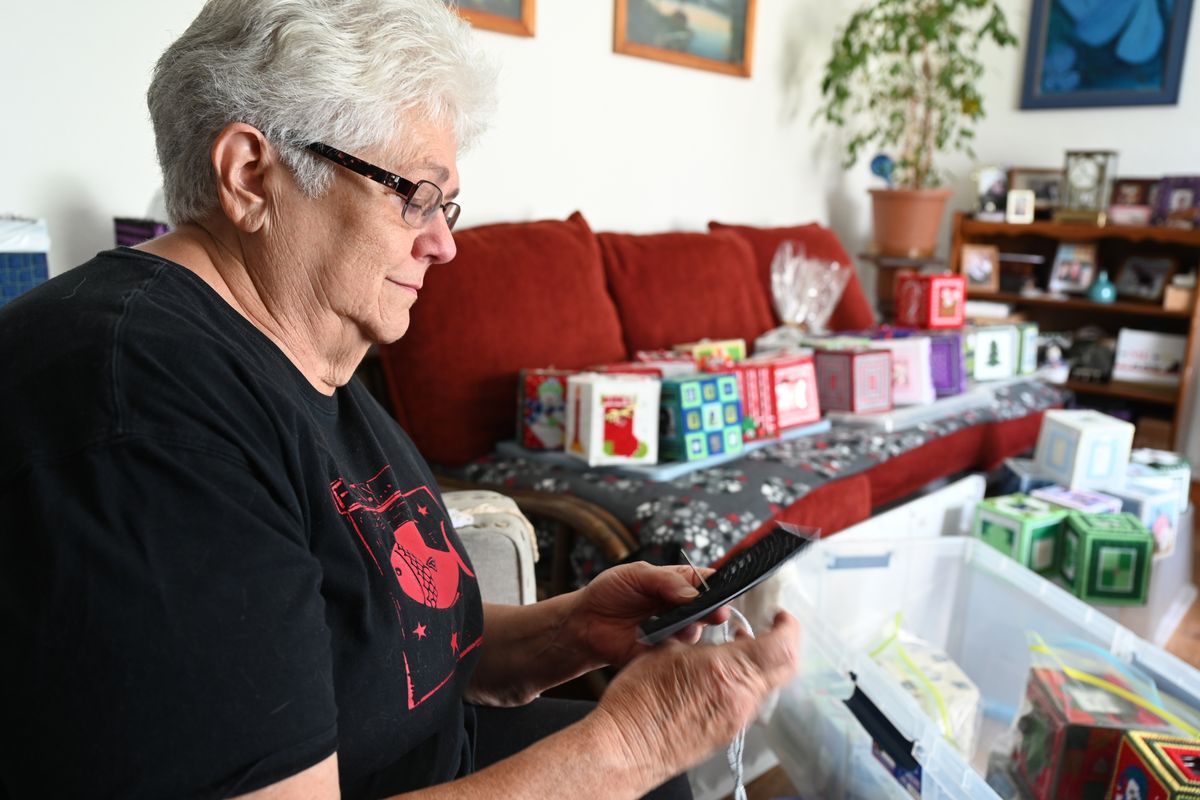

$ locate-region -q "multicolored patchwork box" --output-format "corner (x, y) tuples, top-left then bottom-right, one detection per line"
(872, 336), (936, 406)
(1031, 485), (1123, 514)
(518, 368), (573, 450)
(1061, 512), (1154, 605)
(929, 331), (966, 397)
(1034, 410), (1135, 491)
(973, 494), (1068, 575)
(1013, 666), (1174, 800)
(564, 373), (660, 466)
(813, 348), (893, 414)
(720, 351), (820, 441)
(894, 272), (966, 329)
(659, 373), (745, 462)
(1109, 730), (1200, 799)
(673, 338), (747, 369)
(1107, 480), (1182, 558)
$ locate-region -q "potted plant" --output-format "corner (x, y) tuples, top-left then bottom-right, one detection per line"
(818, 0), (1018, 258)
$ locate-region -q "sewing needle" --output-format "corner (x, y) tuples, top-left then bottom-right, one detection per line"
(680, 548), (710, 593)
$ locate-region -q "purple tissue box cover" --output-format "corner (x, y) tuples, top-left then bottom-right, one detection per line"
(929, 332), (965, 397)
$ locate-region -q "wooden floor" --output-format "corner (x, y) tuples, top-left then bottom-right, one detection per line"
(738, 483), (1200, 800)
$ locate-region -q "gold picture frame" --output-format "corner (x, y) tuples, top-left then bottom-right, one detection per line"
(451, 0), (535, 37)
(614, 0), (757, 78)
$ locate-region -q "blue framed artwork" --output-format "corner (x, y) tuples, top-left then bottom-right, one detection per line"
(1021, 0), (1195, 108)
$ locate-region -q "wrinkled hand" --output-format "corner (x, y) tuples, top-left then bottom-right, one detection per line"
(592, 611), (800, 790)
(562, 561), (731, 668)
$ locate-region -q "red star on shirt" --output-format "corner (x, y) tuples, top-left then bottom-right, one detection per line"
(413, 623), (427, 640)
(450, 631), (459, 654)
(417, 504), (429, 516)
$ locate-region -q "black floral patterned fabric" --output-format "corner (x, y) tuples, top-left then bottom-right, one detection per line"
(448, 381), (1065, 584)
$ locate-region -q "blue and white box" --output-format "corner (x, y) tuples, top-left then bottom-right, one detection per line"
(1031, 485), (1123, 514)
(1001, 458), (1056, 495)
(1017, 322), (1039, 375)
(1107, 479), (1181, 558)
(1129, 448), (1191, 510)
(1033, 410), (1134, 491)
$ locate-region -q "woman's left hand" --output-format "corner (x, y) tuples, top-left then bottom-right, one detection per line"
(561, 561), (731, 668)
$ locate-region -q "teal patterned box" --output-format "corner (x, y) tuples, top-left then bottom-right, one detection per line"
(659, 373), (744, 462)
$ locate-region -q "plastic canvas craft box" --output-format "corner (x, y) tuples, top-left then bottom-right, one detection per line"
(872, 337), (937, 406)
(1109, 730), (1200, 799)
(673, 338), (746, 369)
(895, 273), (966, 329)
(0, 217), (50, 308)
(968, 325), (1019, 381)
(814, 348), (893, 414)
(1016, 322), (1039, 376)
(929, 332), (967, 398)
(719, 351), (820, 441)
(517, 368), (573, 450)
(763, 536), (1200, 800)
(1107, 479), (1182, 558)
(564, 373), (660, 466)
(659, 373), (744, 462)
(1034, 410), (1135, 491)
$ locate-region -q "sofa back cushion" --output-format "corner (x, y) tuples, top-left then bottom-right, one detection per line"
(597, 230), (775, 354)
(708, 221), (876, 331)
(379, 211), (626, 466)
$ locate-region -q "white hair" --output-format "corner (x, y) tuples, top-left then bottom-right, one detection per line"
(148, 0), (496, 224)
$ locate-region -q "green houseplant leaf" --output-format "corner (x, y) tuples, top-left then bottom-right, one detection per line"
(818, 0), (1018, 190)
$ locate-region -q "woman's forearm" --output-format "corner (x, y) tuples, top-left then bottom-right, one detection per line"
(466, 598), (603, 706)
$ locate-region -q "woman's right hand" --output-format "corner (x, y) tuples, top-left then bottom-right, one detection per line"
(587, 610), (801, 790)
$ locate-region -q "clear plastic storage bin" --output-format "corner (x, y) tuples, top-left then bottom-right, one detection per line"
(765, 536), (1200, 799)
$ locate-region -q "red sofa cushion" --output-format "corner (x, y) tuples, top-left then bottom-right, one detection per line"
(379, 211), (627, 466)
(708, 221), (876, 331)
(597, 230), (775, 354)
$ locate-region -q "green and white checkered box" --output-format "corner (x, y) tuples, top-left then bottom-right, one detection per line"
(1061, 512), (1154, 605)
(972, 494), (1068, 575)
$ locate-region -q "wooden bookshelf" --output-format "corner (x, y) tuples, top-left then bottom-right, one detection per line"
(951, 213), (1200, 449)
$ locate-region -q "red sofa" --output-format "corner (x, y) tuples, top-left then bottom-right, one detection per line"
(376, 211), (1057, 574)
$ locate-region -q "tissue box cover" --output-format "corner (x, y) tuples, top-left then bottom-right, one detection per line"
(659, 373), (744, 462)
(1034, 410), (1135, 491)
(1002, 458), (1056, 495)
(1129, 449), (1192, 510)
(973, 494), (1068, 575)
(720, 351), (820, 441)
(1018, 322), (1040, 375)
(564, 373), (660, 466)
(1061, 512), (1154, 605)
(894, 273), (966, 329)
(1013, 666), (1173, 800)
(1109, 730), (1200, 800)
(814, 349), (893, 414)
(929, 331), (967, 397)
(673, 339), (747, 369)
(518, 368), (573, 450)
(633, 350), (697, 378)
(872, 336), (936, 406)
(1106, 480), (1182, 558)
(971, 324), (1020, 381)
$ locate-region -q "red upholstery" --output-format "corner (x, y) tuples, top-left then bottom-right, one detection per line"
(379, 212), (627, 466)
(597, 230), (775, 354)
(708, 221), (877, 331)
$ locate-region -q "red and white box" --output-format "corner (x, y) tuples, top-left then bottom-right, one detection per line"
(814, 348), (893, 414)
(715, 350), (821, 441)
(517, 368), (573, 450)
(564, 373), (660, 466)
(895, 273), (966, 329)
(633, 350), (697, 378)
(589, 362), (664, 378)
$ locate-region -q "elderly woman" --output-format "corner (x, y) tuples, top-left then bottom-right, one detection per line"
(0, 1), (798, 798)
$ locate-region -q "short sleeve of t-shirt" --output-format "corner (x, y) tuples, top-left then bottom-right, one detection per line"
(0, 435), (339, 798)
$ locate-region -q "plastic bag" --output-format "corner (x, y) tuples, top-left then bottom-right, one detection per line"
(769, 241), (852, 332)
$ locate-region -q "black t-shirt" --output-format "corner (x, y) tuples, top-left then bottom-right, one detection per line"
(0, 248), (483, 799)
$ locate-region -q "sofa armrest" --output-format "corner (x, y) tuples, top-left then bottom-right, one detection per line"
(445, 490), (538, 606)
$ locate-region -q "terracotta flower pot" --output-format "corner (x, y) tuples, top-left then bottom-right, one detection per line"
(870, 187), (953, 259)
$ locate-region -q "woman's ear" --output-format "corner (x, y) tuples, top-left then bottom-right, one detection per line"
(210, 122), (276, 233)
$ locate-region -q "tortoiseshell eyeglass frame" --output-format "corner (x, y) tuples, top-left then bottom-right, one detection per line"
(306, 141), (460, 231)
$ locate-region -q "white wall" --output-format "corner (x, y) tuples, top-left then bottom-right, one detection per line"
(3, 0), (1199, 449)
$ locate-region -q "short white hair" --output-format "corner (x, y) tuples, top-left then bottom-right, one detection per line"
(148, 0), (496, 224)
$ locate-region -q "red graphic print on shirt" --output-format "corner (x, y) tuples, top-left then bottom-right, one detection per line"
(330, 466), (479, 708)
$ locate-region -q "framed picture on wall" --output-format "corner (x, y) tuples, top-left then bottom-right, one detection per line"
(614, 0), (757, 77)
(1020, 0), (1195, 108)
(448, 0), (535, 37)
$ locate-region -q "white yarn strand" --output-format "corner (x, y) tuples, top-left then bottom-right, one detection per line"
(722, 607), (754, 800)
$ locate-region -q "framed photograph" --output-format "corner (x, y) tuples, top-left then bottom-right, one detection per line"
(961, 244), (1001, 292)
(449, 0), (535, 37)
(1020, 0), (1195, 108)
(976, 166), (1009, 220)
(1154, 175), (1200, 228)
(1048, 242), (1098, 294)
(614, 0), (757, 78)
(1006, 189), (1036, 224)
(1009, 167), (1063, 214)
(1109, 177), (1159, 226)
(1115, 256), (1177, 302)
